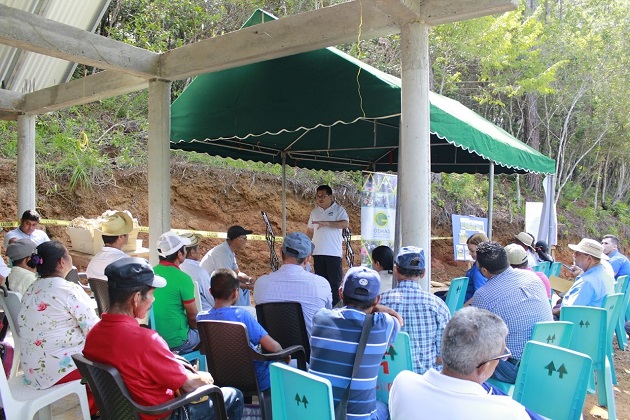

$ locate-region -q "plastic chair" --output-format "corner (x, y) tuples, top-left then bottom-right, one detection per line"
(198, 320), (306, 420)
(0, 287), (23, 377)
(560, 305), (616, 418)
(532, 261), (550, 275)
(376, 332), (412, 404)
(444, 277), (469, 315)
(256, 301), (310, 367)
(192, 280), (202, 311)
(147, 308), (207, 371)
(548, 262), (562, 278)
(601, 293), (623, 385)
(530, 321), (574, 348)
(513, 341), (592, 420)
(72, 354), (226, 420)
(269, 362), (334, 420)
(87, 277), (110, 317)
(614, 275), (629, 349)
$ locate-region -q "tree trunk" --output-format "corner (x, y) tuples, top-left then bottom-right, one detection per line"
(525, 92), (542, 194)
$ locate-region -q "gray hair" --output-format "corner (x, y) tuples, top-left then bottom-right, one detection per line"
(441, 307), (508, 375)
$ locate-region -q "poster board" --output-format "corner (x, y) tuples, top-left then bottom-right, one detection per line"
(452, 215), (488, 261)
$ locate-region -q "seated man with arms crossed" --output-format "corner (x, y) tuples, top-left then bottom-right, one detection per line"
(83, 257), (243, 420)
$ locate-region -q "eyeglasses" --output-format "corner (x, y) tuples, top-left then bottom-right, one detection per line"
(477, 347), (511, 368)
(239, 235), (248, 241)
(315, 194), (330, 200)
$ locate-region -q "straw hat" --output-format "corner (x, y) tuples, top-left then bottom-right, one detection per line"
(568, 238), (609, 260)
(514, 232), (535, 249)
(98, 211), (134, 236)
(180, 232), (202, 247)
(505, 243), (528, 266)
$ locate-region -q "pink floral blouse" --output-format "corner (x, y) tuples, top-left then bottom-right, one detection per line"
(18, 276), (99, 389)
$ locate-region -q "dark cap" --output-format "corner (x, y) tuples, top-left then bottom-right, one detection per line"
(227, 225), (253, 240)
(395, 246), (425, 270)
(105, 257), (167, 289)
(341, 267), (381, 301)
(6, 238), (36, 261)
(282, 232), (315, 259)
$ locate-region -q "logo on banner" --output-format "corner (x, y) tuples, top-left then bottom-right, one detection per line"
(374, 212), (388, 227)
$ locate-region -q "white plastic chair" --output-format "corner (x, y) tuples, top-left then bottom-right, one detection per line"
(0, 371), (90, 420)
(0, 289), (22, 378)
(193, 280), (202, 312)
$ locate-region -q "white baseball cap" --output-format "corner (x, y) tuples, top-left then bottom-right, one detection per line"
(156, 232), (191, 257)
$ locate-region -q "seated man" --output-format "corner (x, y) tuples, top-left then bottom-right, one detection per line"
(83, 258), (243, 420)
(86, 211), (134, 280)
(153, 232), (199, 354)
(309, 267), (401, 420)
(4, 210), (50, 247)
(5, 239), (37, 294)
(380, 246), (451, 374)
(389, 307), (530, 419)
(198, 268), (287, 391)
(179, 233), (214, 311)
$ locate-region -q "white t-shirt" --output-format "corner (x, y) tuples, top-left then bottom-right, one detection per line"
(86, 247), (128, 280)
(389, 369), (530, 420)
(4, 228), (50, 248)
(307, 202), (349, 257)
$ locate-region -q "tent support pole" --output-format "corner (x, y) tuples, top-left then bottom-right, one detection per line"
(17, 114), (36, 217)
(487, 162), (494, 240)
(282, 153), (287, 237)
(148, 79), (172, 264)
(400, 21), (431, 291)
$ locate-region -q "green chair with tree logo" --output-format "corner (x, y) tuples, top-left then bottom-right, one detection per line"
(376, 332), (412, 404)
(548, 262), (562, 278)
(512, 341), (592, 420)
(533, 261), (550, 275)
(530, 321), (574, 348)
(444, 277), (469, 315)
(601, 293), (623, 385)
(270, 362), (334, 420)
(560, 305), (616, 419)
(613, 275), (629, 350)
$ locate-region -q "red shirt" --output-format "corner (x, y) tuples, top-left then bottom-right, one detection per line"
(83, 313), (188, 420)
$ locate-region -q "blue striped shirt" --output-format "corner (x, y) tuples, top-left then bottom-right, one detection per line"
(309, 307), (399, 419)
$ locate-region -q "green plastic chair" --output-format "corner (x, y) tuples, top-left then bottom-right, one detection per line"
(513, 341), (592, 420)
(560, 305), (616, 418)
(269, 362), (334, 420)
(376, 332), (412, 404)
(530, 321), (574, 348)
(615, 275), (630, 350)
(444, 277), (469, 315)
(548, 262), (562, 278)
(533, 261), (550, 275)
(601, 293), (623, 385)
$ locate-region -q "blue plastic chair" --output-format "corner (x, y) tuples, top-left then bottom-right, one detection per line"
(548, 262), (562, 278)
(513, 341), (592, 420)
(376, 332), (412, 404)
(530, 321), (574, 348)
(269, 362), (334, 420)
(615, 275), (630, 349)
(560, 305), (616, 418)
(601, 293), (623, 385)
(148, 308), (207, 371)
(444, 277), (469, 315)
(533, 261), (550, 275)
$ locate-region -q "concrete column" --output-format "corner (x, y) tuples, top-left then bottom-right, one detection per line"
(17, 114), (36, 217)
(399, 22), (431, 291)
(148, 80), (172, 264)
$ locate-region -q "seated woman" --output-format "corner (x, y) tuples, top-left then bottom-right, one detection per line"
(372, 245), (394, 293)
(463, 233), (489, 302)
(18, 241), (99, 413)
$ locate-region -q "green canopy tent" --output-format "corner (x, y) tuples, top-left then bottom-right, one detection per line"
(170, 9), (556, 237)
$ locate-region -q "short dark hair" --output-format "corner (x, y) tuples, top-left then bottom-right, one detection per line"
(21, 210), (40, 222)
(108, 284), (153, 306)
(396, 265), (425, 278)
(28, 241), (67, 277)
(317, 185), (333, 196)
(102, 234), (122, 245)
(158, 246), (185, 262)
(372, 245), (394, 271)
(281, 250), (307, 264)
(342, 294), (376, 310)
(476, 241), (509, 275)
(603, 234), (619, 247)
(210, 268), (239, 300)
(185, 245), (198, 258)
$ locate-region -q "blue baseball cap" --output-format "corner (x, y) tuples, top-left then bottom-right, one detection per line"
(282, 232), (315, 259)
(395, 246), (425, 270)
(341, 267), (381, 301)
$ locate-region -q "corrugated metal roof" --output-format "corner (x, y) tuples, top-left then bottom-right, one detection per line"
(0, 0), (111, 93)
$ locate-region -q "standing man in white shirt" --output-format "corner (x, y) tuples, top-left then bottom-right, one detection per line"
(180, 232), (214, 311)
(86, 211), (133, 280)
(307, 185), (349, 306)
(4, 210), (50, 248)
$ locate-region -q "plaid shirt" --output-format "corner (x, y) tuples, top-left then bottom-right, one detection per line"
(380, 280), (451, 374)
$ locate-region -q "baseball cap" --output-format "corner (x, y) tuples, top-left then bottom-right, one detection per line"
(227, 225), (253, 240)
(515, 232), (535, 249)
(282, 232), (315, 259)
(105, 257), (167, 288)
(505, 243), (528, 266)
(6, 238), (36, 261)
(156, 231), (191, 257)
(341, 266), (381, 301)
(180, 232), (202, 247)
(394, 246), (425, 270)
(568, 238), (609, 260)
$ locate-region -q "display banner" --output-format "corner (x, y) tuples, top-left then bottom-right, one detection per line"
(451, 214), (488, 261)
(360, 172), (397, 266)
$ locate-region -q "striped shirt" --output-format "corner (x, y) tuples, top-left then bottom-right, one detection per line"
(380, 280), (451, 374)
(309, 307), (399, 419)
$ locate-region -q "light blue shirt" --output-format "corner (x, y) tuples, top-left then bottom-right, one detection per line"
(563, 263), (614, 308)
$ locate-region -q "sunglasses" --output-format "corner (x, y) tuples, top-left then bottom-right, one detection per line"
(477, 347), (511, 368)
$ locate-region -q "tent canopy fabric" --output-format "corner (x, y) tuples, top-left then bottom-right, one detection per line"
(170, 9), (555, 176)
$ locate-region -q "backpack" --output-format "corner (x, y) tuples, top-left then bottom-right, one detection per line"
(0, 341), (14, 378)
